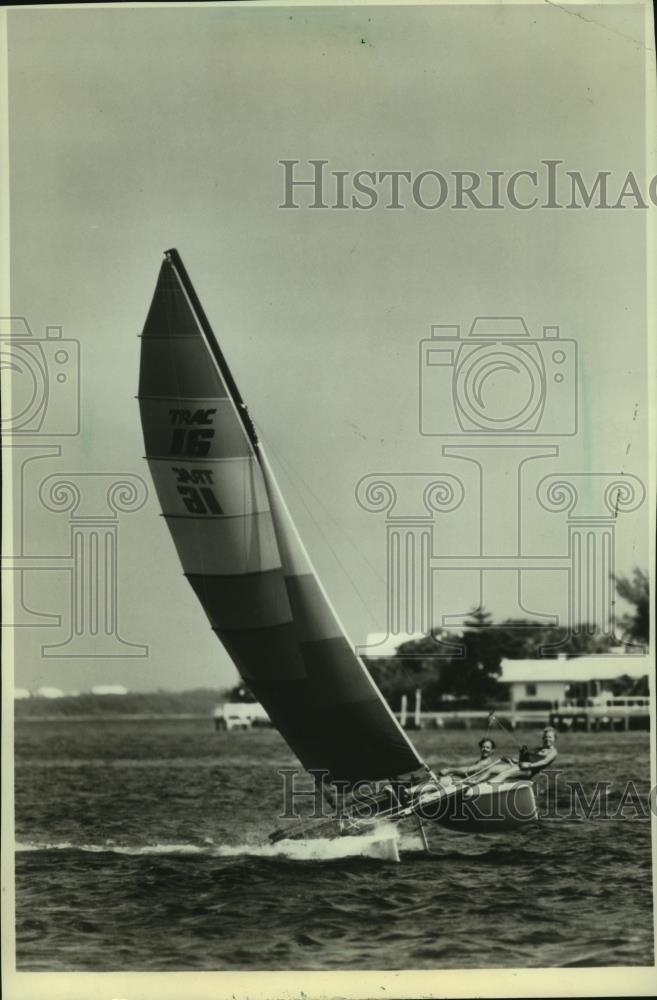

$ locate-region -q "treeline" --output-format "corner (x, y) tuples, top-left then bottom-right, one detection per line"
(16, 572), (647, 718)
(15, 688), (227, 718)
(364, 569), (649, 712)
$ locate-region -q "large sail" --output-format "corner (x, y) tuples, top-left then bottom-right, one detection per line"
(138, 250), (425, 784)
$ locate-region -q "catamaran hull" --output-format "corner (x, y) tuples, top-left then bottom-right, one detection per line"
(425, 780), (538, 833)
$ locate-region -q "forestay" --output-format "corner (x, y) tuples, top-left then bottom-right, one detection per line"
(138, 251), (425, 783)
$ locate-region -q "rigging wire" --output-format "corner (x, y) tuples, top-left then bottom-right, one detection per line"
(257, 430), (384, 630)
(261, 429), (388, 585)
(487, 711), (524, 751)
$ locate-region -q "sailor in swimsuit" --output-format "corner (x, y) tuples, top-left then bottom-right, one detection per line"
(437, 737), (498, 780)
(484, 726), (558, 784)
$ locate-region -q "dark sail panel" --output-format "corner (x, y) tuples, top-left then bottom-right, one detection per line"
(187, 570), (292, 630)
(139, 338), (228, 398)
(141, 259), (201, 339)
(138, 254), (426, 783)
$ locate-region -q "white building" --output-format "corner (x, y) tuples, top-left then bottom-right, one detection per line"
(499, 656), (649, 708)
(91, 685), (128, 696)
(14, 689), (31, 700)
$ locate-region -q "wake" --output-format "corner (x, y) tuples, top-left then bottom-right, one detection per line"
(16, 826), (419, 863)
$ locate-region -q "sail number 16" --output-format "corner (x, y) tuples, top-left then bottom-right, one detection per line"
(170, 465), (224, 516)
(177, 485), (223, 515)
(169, 427), (215, 457)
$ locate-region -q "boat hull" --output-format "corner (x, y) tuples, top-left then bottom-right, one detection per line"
(424, 780), (538, 833)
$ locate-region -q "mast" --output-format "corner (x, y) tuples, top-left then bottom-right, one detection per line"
(163, 247), (260, 452)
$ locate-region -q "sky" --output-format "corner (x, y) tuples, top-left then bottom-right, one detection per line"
(5, 2), (652, 693)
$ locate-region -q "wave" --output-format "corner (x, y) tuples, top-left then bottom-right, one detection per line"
(16, 827), (408, 863)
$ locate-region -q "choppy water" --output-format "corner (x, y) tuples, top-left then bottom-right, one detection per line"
(14, 720), (654, 970)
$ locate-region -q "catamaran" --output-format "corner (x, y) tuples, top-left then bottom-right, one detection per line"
(137, 249), (539, 860)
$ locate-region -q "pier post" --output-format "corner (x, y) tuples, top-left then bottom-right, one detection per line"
(414, 688), (422, 729)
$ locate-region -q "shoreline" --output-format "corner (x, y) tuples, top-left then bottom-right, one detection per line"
(14, 713), (214, 723)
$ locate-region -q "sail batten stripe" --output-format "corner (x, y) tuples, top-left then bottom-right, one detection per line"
(210, 620), (294, 635)
(185, 569), (281, 581)
(144, 455), (258, 464)
(162, 512), (268, 522)
(138, 334), (203, 340)
(137, 394), (227, 403)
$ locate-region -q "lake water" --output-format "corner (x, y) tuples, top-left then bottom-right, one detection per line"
(14, 720), (654, 970)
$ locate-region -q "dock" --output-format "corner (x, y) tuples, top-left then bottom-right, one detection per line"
(396, 697), (650, 733)
(549, 698), (650, 732)
(396, 708), (547, 731)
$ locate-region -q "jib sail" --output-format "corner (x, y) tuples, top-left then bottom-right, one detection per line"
(138, 249), (425, 783)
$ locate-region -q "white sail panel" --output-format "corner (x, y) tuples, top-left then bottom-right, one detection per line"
(146, 457), (270, 518)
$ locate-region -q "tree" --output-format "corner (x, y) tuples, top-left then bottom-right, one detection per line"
(228, 683), (256, 703)
(439, 609), (504, 708)
(367, 610), (505, 710)
(365, 605), (625, 712)
(611, 673), (649, 697)
(614, 568), (649, 646)
(490, 620), (615, 658)
(364, 628), (459, 709)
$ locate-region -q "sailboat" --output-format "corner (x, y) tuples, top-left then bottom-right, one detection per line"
(137, 249), (538, 860)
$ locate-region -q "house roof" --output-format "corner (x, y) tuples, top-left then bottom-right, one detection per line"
(499, 656), (650, 684)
